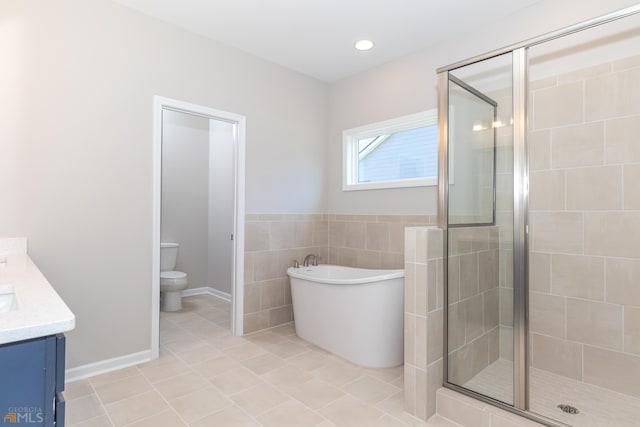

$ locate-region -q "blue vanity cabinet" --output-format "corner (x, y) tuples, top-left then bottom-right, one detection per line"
(0, 334), (66, 427)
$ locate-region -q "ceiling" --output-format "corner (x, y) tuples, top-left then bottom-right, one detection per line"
(112, 0), (544, 82)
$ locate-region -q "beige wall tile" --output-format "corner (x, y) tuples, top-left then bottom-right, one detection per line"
(534, 81), (583, 129)
(427, 228), (444, 260)
(381, 252), (404, 269)
(357, 250), (381, 269)
(389, 223), (405, 253)
(260, 278), (285, 310)
(404, 262), (416, 315)
(244, 253), (254, 283)
(464, 294), (484, 342)
(624, 164), (640, 210)
(277, 249), (302, 277)
(606, 115), (640, 164)
(415, 315), (427, 369)
(404, 313), (416, 366)
(530, 212), (583, 254)
(624, 307), (640, 356)
(346, 222), (366, 249)
(403, 364), (416, 414)
(312, 220), (328, 246)
(329, 221), (346, 247)
(606, 258), (640, 307)
(293, 221), (312, 247)
(531, 333), (582, 381)
(460, 253), (479, 299)
(427, 360), (443, 420)
(448, 302), (465, 351)
(416, 262), (428, 316)
(551, 122), (604, 168)
(427, 309), (443, 365)
(567, 298), (622, 350)
(566, 166), (622, 210)
(529, 170), (565, 210)
(586, 67), (640, 121)
(488, 327), (500, 364)
(367, 222), (389, 251)
(529, 130), (551, 171)
(253, 252), (279, 281)
(244, 282), (261, 314)
(583, 345), (640, 397)
(268, 305), (292, 327)
(448, 334), (489, 386)
(551, 254), (604, 300)
(244, 312), (269, 334)
(416, 229), (428, 262)
(405, 228), (416, 263)
(245, 221), (270, 251)
(529, 252), (550, 293)
(484, 288), (499, 332)
(500, 288), (513, 327)
(500, 326), (513, 361)
(478, 249), (498, 292)
(529, 292), (565, 339)
(437, 388), (490, 427)
(337, 247), (357, 267)
(270, 221), (293, 250)
(448, 256), (460, 303)
(613, 54), (640, 71)
(557, 63), (611, 84)
(585, 212), (640, 258)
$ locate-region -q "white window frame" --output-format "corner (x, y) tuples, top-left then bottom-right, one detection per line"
(342, 109), (438, 191)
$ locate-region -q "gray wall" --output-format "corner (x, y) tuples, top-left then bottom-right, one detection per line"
(0, 0), (327, 369)
(161, 110), (210, 291)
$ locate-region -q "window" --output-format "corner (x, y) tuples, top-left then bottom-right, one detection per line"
(343, 110), (438, 191)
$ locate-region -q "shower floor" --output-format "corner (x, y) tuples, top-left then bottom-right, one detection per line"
(463, 359), (640, 426)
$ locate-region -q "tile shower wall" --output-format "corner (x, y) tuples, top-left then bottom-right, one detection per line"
(404, 226), (444, 421)
(447, 226), (500, 385)
(528, 55), (640, 397)
(244, 214), (328, 333)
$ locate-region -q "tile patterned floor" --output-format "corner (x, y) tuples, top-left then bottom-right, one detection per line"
(65, 294), (435, 427)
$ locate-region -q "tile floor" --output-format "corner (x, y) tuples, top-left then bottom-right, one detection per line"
(65, 294), (439, 427)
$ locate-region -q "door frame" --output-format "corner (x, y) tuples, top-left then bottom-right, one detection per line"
(152, 96), (246, 359)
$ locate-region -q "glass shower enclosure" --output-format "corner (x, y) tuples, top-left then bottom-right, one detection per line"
(438, 5), (640, 426)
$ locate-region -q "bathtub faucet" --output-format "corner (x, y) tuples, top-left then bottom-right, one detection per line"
(303, 254), (318, 267)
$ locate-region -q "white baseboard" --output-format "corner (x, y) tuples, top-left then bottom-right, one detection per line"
(182, 286), (231, 302)
(65, 350), (152, 383)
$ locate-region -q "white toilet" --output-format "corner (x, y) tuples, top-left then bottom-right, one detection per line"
(160, 242), (188, 311)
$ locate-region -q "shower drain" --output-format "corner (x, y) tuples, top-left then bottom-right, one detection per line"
(557, 404), (580, 415)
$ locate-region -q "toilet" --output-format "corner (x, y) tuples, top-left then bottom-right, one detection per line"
(160, 242), (188, 311)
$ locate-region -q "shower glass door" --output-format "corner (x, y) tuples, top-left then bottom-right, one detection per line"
(440, 5), (640, 426)
(445, 52), (515, 405)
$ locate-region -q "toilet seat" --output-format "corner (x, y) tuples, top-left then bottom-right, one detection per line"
(160, 270), (188, 286)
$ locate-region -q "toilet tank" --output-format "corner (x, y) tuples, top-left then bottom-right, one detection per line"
(160, 242), (179, 271)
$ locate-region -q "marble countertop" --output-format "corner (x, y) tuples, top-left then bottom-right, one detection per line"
(0, 253), (75, 345)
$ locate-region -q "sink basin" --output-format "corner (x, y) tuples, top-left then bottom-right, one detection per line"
(0, 285), (16, 313)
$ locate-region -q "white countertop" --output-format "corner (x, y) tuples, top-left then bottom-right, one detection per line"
(0, 253), (75, 345)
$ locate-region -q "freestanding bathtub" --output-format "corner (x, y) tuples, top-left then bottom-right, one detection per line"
(287, 264), (404, 368)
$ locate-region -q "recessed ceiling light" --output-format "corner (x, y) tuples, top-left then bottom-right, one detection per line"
(354, 40), (374, 51)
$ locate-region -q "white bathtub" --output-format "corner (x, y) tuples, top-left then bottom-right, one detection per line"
(287, 264), (404, 368)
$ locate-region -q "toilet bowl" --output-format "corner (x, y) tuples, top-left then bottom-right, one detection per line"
(160, 242), (188, 311)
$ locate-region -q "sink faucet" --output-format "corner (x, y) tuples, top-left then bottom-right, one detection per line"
(303, 253), (318, 267)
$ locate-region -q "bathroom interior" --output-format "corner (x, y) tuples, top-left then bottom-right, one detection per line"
(1, 0), (640, 426)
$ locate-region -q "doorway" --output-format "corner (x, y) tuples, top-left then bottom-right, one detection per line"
(152, 96), (246, 359)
